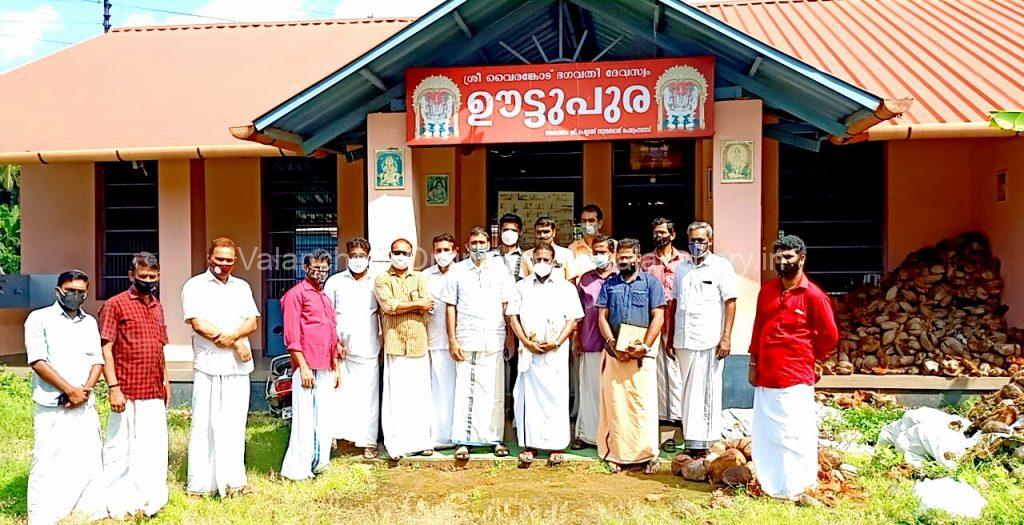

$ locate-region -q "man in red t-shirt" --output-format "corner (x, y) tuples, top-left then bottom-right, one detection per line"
(748, 235), (838, 500)
(98, 251), (169, 518)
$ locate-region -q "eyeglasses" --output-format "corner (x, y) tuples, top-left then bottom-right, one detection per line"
(392, 251), (411, 257)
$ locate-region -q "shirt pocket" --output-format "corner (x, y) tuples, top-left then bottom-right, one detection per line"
(630, 289), (649, 307)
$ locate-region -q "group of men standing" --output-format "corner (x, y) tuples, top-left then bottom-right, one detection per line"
(25, 205), (838, 523)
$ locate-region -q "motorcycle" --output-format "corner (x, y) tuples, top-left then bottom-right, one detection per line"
(265, 355), (294, 419)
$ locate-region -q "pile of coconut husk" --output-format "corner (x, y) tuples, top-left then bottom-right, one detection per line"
(671, 440), (862, 506)
(957, 371), (1024, 465)
(823, 232), (1024, 377)
(816, 390), (900, 409)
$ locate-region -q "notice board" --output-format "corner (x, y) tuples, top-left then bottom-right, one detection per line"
(497, 191), (575, 247)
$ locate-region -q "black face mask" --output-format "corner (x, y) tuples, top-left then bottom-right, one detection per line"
(654, 236), (672, 248)
(776, 261), (800, 279)
(133, 279), (159, 295)
(57, 290), (86, 312)
(619, 263), (637, 276)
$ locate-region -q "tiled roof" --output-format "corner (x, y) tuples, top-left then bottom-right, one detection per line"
(0, 18), (411, 153)
(694, 0), (1024, 125)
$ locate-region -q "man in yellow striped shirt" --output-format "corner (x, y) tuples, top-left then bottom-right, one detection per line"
(374, 238), (434, 461)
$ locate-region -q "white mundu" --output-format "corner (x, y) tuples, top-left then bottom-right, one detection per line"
(672, 253), (738, 449)
(424, 264), (456, 448)
(181, 269), (260, 496)
(753, 384), (819, 499)
(439, 257), (515, 446)
(323, 269), (381, 447)
(507, 274), (584, 451)
(25, 303), (107, 525)
(104, 398), (169, 518)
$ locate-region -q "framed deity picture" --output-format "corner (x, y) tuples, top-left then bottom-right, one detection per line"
(721, 140), (754, 184)
(374, 149), (405, 190)
(426, 174), (450, 207)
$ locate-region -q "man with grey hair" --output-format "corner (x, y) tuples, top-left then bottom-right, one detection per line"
(668, 221), (737, 457)
(98, 251), (170, 518)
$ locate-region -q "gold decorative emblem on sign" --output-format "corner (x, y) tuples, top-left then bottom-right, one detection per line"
(412, 75), (461, 139)
(655, 65), (709, 132)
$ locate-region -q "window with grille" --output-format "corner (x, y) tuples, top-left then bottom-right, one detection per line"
(262, 157), (338, 300)
(96, 161), (159, 299)
(779, 141), (884, 295)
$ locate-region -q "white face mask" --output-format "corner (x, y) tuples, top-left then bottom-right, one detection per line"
(533, 262), (553, 278)
(501, 230), (519, 246)
(434, 251), (455, 268)
(347, 256), (369, 274)
(592, 253), (610, 269)
(582, 223), (599, 236)
(390, 254), (411, 270)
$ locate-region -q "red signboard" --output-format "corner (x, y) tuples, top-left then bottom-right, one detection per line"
(406, 57), (715, 145)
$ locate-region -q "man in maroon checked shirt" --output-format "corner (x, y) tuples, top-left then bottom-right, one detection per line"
(99, 251), (170, 518)
(748, 235), (838, 501)
(280, 248), (341, 481)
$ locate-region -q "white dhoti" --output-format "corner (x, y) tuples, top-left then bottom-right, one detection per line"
(752, 384), (819, 499)
(677, 348), (724, 450)
(28, 404), (107, 525)
(573, 351), (602, 445)
(334, 354), (380, 448)
(104, 398), (168, 518)
(382, 354), (435, 457)
(657, 351), (683, 422)
(429, 349), (457, 448)
(451, 349), (505, 446)
(281, 369), (336, 480)
(514, 347), (570, 451)
(187, 371), (250, 497)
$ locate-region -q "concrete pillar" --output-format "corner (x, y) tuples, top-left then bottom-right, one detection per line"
(338, 149), (366, 245)
(457, 145), (487, 244)
(158, 159), (196, 359)
(412, 146), (457, 267)
(366, 112), (418, 264)
(712, 99), (763, 355)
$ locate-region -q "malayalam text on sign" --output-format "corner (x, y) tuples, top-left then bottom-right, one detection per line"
(406, 57), (715, 145)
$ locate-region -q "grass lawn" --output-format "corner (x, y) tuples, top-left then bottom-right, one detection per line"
(1, 368), (1022, 524)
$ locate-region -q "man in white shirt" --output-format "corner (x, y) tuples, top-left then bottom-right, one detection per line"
(520, 216), (576, 281)
(181, 237), (260, 497)
(670, 222), (738, 456)
(439, 227), (516, 460)
(322, 237), (382, 459)
(25, 270), (107, 525)
(423, 233), (459, 448)
(507, 245), (584, 467)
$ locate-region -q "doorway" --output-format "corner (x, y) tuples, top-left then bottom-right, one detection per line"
(486, 143), (584, 247)
(611, 140), (696, 251)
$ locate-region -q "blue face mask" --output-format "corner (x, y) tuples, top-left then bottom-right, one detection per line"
(688, 241), (709, 258)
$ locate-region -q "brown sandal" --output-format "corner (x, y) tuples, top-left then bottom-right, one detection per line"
(493, 443), (509, 457)
(643, 458), (660, 475)
(454, 446), (470, 461)
(548, 451), (565, 466)
(362, 446), (379, 460)
(570, 439), (587, 450)
(518, 449), (535, 468)
(606, 461), (622, 473)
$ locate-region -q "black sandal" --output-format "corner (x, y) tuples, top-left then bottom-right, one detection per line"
(494, 443), (509, 457)
(570, 439), (587, 450)
(548, 451), (565, 466)
(660, 438), (677, 452)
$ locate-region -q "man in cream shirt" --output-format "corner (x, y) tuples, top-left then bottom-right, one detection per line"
(182, 237), (260, 497)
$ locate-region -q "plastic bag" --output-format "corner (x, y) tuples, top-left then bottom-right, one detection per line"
(913, 478), (986, 518)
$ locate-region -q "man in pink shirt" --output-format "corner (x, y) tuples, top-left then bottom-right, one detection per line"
(280, 249), (341, 481)
(640, 217), (690, 449)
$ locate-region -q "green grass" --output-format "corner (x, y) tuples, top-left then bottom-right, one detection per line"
(819, 404), (905, 445)
(1, 367), (1023, 525)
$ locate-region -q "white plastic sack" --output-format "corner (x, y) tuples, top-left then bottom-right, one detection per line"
(720, 408), (753, 440)
(877, 407), (976, 468)
(913, 478), (986, 518)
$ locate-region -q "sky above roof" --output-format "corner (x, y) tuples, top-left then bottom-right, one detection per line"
(0, 0), (444, 73)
